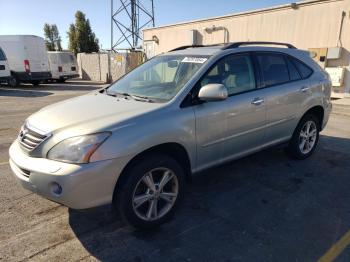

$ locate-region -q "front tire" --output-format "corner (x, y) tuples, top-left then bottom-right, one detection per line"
(287, 114), (320, 159)
(114, 154), (185, 229)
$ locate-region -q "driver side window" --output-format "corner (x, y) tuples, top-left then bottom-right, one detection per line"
(200, 54), (256, 96)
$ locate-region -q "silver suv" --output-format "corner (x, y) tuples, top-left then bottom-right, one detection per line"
(9, 42), (332, 228)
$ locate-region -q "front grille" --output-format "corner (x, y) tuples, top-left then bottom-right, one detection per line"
(18, 124), (48, 151)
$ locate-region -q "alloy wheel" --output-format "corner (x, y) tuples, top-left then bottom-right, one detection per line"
(132, 167), (179, 221)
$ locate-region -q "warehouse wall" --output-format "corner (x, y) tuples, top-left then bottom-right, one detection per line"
(143, 0), (350, 95)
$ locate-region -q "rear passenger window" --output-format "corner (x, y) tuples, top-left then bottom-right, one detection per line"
(286, 57), (301, 81)
(289, 57), (313, 78)
(257, 54), (289, 87)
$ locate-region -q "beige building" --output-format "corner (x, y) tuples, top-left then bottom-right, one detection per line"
(143, 0), (350, 96)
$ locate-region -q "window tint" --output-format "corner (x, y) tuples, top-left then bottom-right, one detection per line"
(290, 57), (313, 78)
(257, 54), (290, 86)
(200, 54), (256, 95)
(286, 57), (301, 81)
(0, 48), (6, 61)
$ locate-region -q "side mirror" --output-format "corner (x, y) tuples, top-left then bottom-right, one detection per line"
(198, 84), (228, 102)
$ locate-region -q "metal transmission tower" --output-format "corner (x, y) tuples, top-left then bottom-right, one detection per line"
(111, 0), (155, 51)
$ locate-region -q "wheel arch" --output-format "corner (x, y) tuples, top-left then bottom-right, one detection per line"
(302, 105), (324, 130)
(113, 142), (192, 202)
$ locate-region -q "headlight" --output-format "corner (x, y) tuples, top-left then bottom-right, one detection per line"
(47, 132), (110, 164)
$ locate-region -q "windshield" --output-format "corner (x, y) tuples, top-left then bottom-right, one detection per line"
(107, 55), (209, 102)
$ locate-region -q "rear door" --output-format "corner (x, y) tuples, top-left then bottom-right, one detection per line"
(193, 53), (267, 170)
(0, 48), (10, 79)
(25, 37), (50, 72)
(60, 53), (77, 76)
(255, 52), (311, 145)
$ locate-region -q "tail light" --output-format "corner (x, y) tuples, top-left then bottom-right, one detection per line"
(24, 60), (30, 73)
(58, 66), (62, 72)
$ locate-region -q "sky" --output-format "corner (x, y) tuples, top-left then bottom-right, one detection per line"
(0, 0), (295, 50)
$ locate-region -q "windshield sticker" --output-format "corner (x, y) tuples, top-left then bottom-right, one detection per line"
(181, 57), (207, 63)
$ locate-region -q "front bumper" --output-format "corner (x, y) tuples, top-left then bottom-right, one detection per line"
(9, 141), (130, 209)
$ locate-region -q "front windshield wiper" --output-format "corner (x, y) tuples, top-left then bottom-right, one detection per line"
(114, 92), (154, 103)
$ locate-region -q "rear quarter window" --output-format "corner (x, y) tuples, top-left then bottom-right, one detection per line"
(289, 56), (313, 79)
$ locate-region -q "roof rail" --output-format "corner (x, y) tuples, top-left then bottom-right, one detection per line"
(170, 45), (205, 51)
(222, 41), (296, 49)
(170, 43), (224, 52)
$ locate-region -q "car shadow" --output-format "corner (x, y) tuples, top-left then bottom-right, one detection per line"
(0, 87), (53, 97)
(68, 134), (350, 261)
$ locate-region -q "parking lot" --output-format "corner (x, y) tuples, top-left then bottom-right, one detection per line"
(0, 80), (350, 261)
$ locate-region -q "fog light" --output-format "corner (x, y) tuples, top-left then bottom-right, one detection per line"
(50, 182), (62, 196)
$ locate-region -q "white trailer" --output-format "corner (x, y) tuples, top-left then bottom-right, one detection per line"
(0, 35), (51, 86)
(0, 46), (11, 84)
(47, 51), (79, 82)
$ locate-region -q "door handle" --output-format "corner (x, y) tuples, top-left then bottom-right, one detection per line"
(300, 86), (310, 92)
(251, 97), (264, 105)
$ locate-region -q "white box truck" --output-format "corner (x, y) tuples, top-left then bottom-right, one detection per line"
(0, 35), (51, 86)
(47, 51), (79, 82)
(0, 46), (12, 84)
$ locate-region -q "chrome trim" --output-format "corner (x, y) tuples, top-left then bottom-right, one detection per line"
(18, 123), (51, 152)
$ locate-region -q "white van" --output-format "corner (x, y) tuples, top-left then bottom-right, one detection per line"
(0, 47), (12, 84)
(0, 35), (51, 86)
(47, 51), (79, 82)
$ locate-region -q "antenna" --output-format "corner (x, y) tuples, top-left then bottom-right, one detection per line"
(111, 0), (155, 51)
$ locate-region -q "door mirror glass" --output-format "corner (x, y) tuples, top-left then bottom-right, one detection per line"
(198, 84), (228, 102)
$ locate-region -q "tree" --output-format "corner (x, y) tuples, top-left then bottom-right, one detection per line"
(67, 11), (99, 55)
(43, 23), (62, 51)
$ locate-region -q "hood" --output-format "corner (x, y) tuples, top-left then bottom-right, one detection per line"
(26, 92), (163, 134)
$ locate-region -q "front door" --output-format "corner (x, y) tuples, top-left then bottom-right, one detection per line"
(194, 53), (266, 171)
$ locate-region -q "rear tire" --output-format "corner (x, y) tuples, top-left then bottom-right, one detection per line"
(114, 154), (185, 229)
(287, 114), (320, 160)
(8, 77), (19, 87)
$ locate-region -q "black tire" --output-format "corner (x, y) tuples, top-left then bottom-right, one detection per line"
(31, 81), (40, 86)
(7, 77), (19, 87)
(287, 114), (320, 160)
(57, 79), (66, 83)
(114, 154), (185, 229)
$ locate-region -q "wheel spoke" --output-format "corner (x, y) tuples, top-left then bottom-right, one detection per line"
(300, 131), (308, 138)
(142, 172), (156, 191)
(160, 192), (177, 203)
(146, 199), (157, 219)
(133, 194), (152, 209)
(306, 121), (312, 134)
(309, 129), (316, 137)
(159, 171), (174, 190)
(300, 139), (306, 151)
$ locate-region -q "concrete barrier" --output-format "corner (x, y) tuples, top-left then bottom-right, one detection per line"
(77, 52), (144, 83)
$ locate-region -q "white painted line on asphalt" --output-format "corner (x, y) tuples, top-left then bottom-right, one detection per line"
(0, 161), (9, 166)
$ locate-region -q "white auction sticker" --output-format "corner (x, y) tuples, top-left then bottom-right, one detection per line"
(181, 57), (207, 63)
